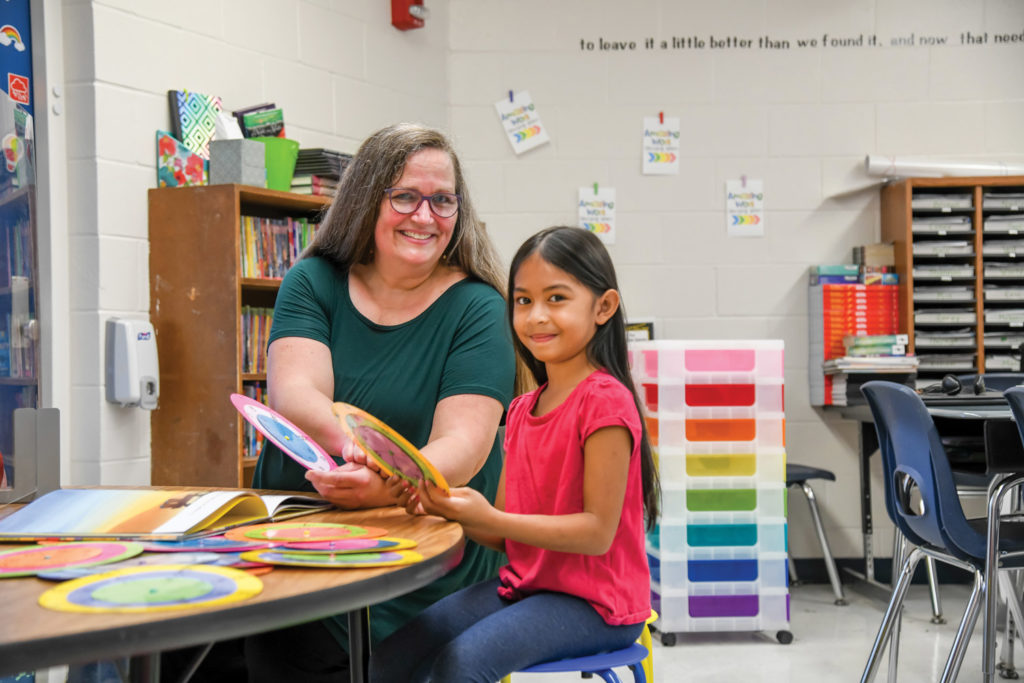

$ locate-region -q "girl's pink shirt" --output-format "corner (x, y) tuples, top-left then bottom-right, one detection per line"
(498, 370), (650, 625)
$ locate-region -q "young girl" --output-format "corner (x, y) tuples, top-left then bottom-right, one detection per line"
(369, 225), (660, 683)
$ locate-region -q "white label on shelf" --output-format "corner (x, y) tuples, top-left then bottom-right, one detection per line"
(941, 275), (952, 281)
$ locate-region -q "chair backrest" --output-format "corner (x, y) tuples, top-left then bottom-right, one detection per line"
(1001, 387), (1024, 460)
(861, 381), (981, 561)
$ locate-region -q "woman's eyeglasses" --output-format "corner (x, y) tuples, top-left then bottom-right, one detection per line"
(384, 188), (461, 218)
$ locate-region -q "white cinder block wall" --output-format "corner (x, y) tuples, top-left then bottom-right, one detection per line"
(443, 0), (1024, 561)
(59, 0), (450, 483)
(57, 0), (1024, 563)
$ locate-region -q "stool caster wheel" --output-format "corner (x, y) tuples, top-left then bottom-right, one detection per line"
(660, 632), (677, 647)
(776, 630), (794, 644)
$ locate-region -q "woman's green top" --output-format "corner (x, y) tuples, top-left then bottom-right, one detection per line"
(252, 255), (515, 646)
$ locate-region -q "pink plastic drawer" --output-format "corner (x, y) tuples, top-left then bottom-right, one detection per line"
(685, 349), (755, 372)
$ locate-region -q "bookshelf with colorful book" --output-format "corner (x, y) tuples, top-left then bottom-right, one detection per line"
(149, 184), (329, 487)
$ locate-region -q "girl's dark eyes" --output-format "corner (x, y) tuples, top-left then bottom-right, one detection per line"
(514, 296), (531, 305)
(548, 294), (565, 302)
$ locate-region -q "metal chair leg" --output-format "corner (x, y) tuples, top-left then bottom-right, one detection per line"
(940, 570), (985, 683)
(862, 547), (924, 683)
(800, 482), (847, 605)
(887, 532), (908, 683)
(926, 557), (946, 624)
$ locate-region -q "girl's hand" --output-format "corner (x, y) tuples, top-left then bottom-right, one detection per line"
(415, 480), (492, 525)
(305, 462), (387, 509)
(384, 474), (426, 515)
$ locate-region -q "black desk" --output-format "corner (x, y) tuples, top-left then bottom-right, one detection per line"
(836, 400), (1014, 597)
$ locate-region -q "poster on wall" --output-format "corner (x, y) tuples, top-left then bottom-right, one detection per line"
(726, 179), (764, 238)
(641, 116), (679, 175)
(0, 0), (35, 196)
(578, 186), (616, 245)
(494, 90), (550, 155)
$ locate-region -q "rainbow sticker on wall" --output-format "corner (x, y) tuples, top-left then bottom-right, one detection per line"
(0, 25), (26, 53)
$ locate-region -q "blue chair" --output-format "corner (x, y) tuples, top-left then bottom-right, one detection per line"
(502, 609), (657, 683)
(859, 381), (1024, 683)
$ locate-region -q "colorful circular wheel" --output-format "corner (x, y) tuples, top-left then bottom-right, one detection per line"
(231, 394), (336, 472)
(332, 402), (449, 493)
(39, 564), (263, 613)
(240, 549), (423, 568)
(0, 541), (144, 578)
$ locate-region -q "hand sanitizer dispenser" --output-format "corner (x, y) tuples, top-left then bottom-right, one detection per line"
(105, 318), (160, 410)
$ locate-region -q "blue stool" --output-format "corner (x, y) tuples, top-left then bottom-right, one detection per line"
(514, 642), (648, 682)
(502, 609), (656, 683)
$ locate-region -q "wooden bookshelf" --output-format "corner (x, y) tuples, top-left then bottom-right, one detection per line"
(148, 184), (330, 487)
(881, 176), (1024, 381)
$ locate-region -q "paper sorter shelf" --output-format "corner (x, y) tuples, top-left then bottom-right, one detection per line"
(912, 194), (973, 210)
(913, 264), (975, 280)
(984, 263), (1024, 279)
(913, 241), (973, 256)
(914, 309), (977, 325)
(913, 286), (973, 302)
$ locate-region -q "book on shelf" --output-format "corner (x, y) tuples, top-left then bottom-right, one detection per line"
(828, 370), (916, 407)
(852, 243), (895, 267)
(231, 102), (276, 134)
(239, 215), (320, 279)
(291, 174), (339, 188)
(241, 107), (285, 138)
(823, 356), (919, 373)
(0, 487), (332, 542)
(845, 344), (906, 357)
(844, 333), (909, 348)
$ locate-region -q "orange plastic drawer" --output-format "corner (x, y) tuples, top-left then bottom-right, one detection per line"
(685, 418), (756, 442)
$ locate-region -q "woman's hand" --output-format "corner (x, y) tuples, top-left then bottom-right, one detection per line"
(305, 462), (389, 509)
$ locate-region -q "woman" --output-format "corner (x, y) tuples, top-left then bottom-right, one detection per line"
(245, 123), (517, 681)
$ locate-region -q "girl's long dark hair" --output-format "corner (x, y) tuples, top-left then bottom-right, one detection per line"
(507, 226), (660, 530)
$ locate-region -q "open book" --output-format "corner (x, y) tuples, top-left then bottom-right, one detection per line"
(0, 487), (332, 542)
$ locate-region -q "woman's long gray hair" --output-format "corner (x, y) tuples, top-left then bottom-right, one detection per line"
(306, 123), (506, 296)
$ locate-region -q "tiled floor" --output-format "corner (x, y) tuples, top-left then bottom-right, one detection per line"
(510, 582), (1018, 682)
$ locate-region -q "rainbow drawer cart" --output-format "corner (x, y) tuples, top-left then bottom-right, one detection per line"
(628, 340), (792, 646)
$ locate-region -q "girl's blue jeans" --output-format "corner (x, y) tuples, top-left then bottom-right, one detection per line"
(369, 577), (644, 683)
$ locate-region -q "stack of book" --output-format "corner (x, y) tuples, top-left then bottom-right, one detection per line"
(823, 334), (918, 406)
(808, 265), (904, 406)
(290, 149), (353, 198)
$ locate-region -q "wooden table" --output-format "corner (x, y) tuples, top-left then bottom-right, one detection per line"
(0, 504), (465, 682)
